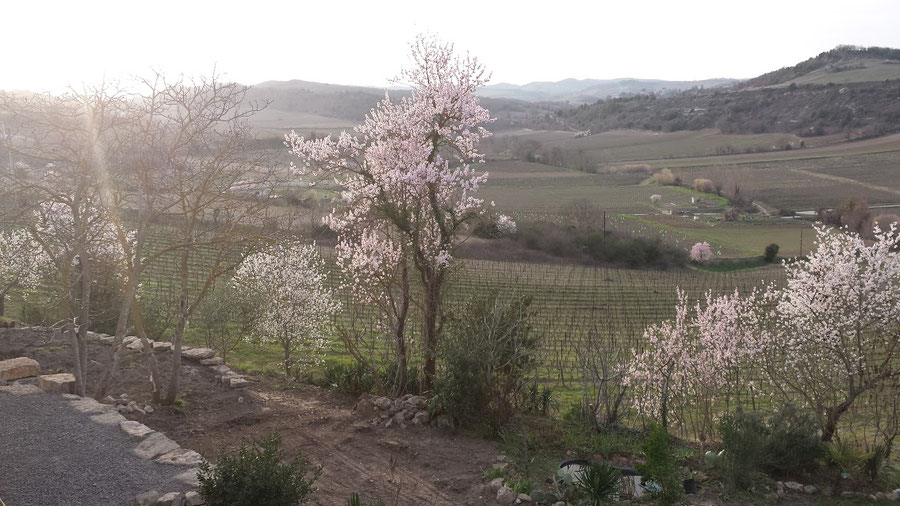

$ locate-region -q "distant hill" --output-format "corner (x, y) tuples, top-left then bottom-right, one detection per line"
(743, 45), (900, 88)
(555, 46), (900, 138)
(245, 80), (566, 134)
(478, 77), (737, 103)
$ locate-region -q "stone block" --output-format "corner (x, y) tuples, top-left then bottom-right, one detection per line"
(0, 357), (40, 381)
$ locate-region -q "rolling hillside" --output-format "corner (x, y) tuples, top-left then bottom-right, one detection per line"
(478, 77), (737, 103)
(743, 45), (900, 88)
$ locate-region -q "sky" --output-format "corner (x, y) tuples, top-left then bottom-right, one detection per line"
(4, 0), (900, 92)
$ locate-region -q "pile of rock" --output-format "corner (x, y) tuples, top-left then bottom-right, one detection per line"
(0, 356), (77, 394)
(355, 393), (455, 429)
(777, 480), (900, 502)
(87, 332), (249, 390)
(101, 393), (155, 415)
(483, 471), (533, 505)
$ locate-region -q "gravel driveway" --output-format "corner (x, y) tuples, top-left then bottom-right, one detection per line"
(0, 387), (192, 506)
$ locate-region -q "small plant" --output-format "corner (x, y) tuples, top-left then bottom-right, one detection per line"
(824, 440), (865, 476)
(347, 493), (385, 506)
(861, 444), (891, 482)
(636, 425), (683, 505)
(506, 476), (534, 495)
(574, 462), (621, 505)
(198, 433), (318, 506)
(764, 243), (779, 262)
(482, 465), (507, 482)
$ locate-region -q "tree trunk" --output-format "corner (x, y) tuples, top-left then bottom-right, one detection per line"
(66, 322), (86, 396)
(0, 291), (5, 317)
(131, 299), (163, 404)
(164, 247), (191, 405)
(283, 336), (292, 378)
(392, 261), (411, 396)
(821, 394), (860, 442)
(164, 314), (187, 405)
(95, 280), (137, 399)
(421, 278), (441, 391)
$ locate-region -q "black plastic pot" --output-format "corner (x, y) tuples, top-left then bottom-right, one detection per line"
(683, 478), (698, 494)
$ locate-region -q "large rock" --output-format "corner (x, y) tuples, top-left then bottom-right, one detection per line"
(229, 377), (249, 389)
(156, 448), (204, 466)
(182, 348), (215, 361)
(784, 481), (803, 492)
(0, 357), (40, 381)
(133, 490), (159, 506)
(496, 486), (517, 505)
(200, 357), (224, 366)
(155, 492), (184, 506)
(134, 432), (180, 459)
(486, 477), (504, 494)
(99, 335), (116, 345)
(152, 341), (173, 352)
(90, 411), (128, 426)
(69, 397), (116, 414)
(127, 340), (144, 351)
(37, 373), (76, 394)
(175, 468), (201, 487)
(183, 491), (203, 506)
(122, 335), (140, 346)
(120, 420), (155, 439)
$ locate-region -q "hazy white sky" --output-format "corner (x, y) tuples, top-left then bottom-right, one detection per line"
(4, 0), (900, 91)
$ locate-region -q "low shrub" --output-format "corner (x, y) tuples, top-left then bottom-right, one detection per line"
(693, 178), (715, 193)
(763, 403), (821, 474)
(718, 411), (769, 491)
(198, 433), (318, 506)
(317, 361), (420, 396)
(636, 425), (683, 505)
(347, 493), (385, 506)
(432, 290), (539, 427)
(718, 404), (820, 490)
(653, 168), (680, 186)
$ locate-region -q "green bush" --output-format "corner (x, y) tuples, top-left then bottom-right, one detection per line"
(635, 425), (683, 505)
(718, 404), (821, 490)
(718, 411), (768, 491)
(862, 444), (891, 482)
(574, 462), (621, 505)
(764, 243), (780, 262)
(431, 290), (538, 427)
(198, 433), (317, 506)
(763, 403), (821, 474)
(317, 361), (420, 396)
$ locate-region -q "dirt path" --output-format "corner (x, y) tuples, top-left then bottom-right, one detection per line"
(153, 382), (498, 505)
(0, 328), (498, 505)
(789, 167), (900, 196)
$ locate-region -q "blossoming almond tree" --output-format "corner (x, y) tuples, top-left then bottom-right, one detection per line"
(237, 242), (339, 377)
(765, 224), (900, 441)
(0, 229), (50, 316)
(626, 288), (765, 439)
(287, 36), (493, 388)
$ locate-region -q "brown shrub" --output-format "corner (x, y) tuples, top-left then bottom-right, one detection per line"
(693, 178), (715, 193)
(653, 168), (679, 186)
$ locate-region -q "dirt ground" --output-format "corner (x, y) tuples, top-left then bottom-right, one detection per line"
(0, 327), (498, 505)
